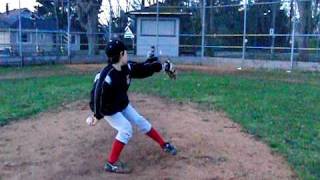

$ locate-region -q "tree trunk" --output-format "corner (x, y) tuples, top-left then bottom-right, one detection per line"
(86, 9), (99, 55)
(297, 0), (312, 61)
(54, 0), (60, 49)
(54, 0), (59, 29)
(208, 0), (214, 33)
(270, 2), (278, 57)
(207, 0), (214, 56)
(76, 0), (102, 56)
(253, 9), (258, 47)
(87, 27), (96, 55)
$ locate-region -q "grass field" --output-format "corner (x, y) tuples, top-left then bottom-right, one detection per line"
(0, 75), (92, 125)
(0, 65), (319, 179)
(0, 65), (67, 75)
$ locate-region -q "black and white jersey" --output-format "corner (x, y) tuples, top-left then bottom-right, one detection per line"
(89, 59), (162, 119)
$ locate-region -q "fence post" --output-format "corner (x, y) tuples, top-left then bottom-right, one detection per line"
(241, 0), (247, 62)
(201, 0), (206, 58)
(36, 28), (38, 53)
(67, 0), (71, 62)
(156, 0), (159, 56)
(18, 0), (23, 66)
(109, 7), (112, 41)
(290, 2), (296, 71)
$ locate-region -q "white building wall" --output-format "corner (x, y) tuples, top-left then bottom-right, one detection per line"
(7, 30), (81, 54)
(0, 31), (11, 49)
(136, 17), (179, 57)
(70, 34), (81, 51)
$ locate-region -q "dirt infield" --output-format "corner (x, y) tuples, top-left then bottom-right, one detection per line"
(0, 93), (295, 180)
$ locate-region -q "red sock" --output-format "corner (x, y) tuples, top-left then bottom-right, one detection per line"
(146, 127), (166, 148)
(108, 139), (125, 164)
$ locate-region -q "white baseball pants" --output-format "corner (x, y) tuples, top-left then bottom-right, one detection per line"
(104, 104), (152, 144)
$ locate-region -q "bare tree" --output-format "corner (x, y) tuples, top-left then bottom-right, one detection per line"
(130, 0), (143, 11)
(296, 0), (312, 61)
(270, 0), (279, 58)
(295, 0), (320, 61)
(75, 0), (102, 55)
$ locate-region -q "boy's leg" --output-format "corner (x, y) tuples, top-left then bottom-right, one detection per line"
(105, 112), (133, 164)
(122, 104), (165, 148)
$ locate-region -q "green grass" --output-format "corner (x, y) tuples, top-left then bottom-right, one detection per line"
(130, 73), (320, 179)
(0, 66), (319, 179)
(0, 65), (66, 75)
(0, 75), (92, 125)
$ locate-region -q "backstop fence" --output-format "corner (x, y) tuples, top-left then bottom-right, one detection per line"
(0, 0), (319, 69)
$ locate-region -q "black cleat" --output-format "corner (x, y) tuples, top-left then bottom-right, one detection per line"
(104, 161), (132, 174)
(163, 142), (177, 155)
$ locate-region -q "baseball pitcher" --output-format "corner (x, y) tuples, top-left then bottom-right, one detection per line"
(87, 40), (177, 173)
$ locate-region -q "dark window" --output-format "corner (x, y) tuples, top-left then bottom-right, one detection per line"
(21, 32), (31, 43)
(71, 35), (76, 44)
(39, 33), (45, 40)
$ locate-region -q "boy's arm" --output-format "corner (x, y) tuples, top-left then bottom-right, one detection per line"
(128, 57), (163, 79)
(90, 69), (113, 120)
(91, 77), (105, 120)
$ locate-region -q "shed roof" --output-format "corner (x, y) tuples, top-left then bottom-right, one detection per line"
(129, 3), (192, 16)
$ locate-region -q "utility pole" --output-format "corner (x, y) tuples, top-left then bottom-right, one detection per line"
(290, 15), (296, 70)
(242, 0), (247, 61)
(289, 0), (295, 71)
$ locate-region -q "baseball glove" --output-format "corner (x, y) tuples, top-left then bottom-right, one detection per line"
(163, 60), (177, 80)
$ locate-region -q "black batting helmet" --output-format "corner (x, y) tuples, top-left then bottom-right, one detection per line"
(105, 40), (127, 64)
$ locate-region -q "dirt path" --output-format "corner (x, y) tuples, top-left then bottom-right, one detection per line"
(0, 64), (102, 80)
(0, 94), (295, 180)
(2, 63), (318, 85)
(0, 64), (237, 80)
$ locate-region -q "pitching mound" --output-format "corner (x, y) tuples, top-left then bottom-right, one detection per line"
(0, 94), (295, 180)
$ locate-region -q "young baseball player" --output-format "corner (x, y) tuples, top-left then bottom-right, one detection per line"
(87, 40), (177, 173)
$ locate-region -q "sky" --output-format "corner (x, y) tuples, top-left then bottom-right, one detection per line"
(1, 0), (37, 12)
(0, 0), (128, 24)
(0, 0), (288, 24)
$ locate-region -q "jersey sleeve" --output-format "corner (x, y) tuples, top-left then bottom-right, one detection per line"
(90, 71), (113, 120)
(128, 59), (163, 79)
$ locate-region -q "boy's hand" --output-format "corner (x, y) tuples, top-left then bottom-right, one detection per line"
(86, 115), (99, 126)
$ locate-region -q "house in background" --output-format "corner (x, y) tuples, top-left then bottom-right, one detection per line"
(129, 5), (191, 57)
(0, 8), (81, 56)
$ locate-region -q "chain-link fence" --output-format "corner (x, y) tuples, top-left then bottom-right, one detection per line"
(0, 0), (319, 68)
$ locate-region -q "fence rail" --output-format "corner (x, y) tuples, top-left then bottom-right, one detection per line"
(0, 0), (319, 69)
